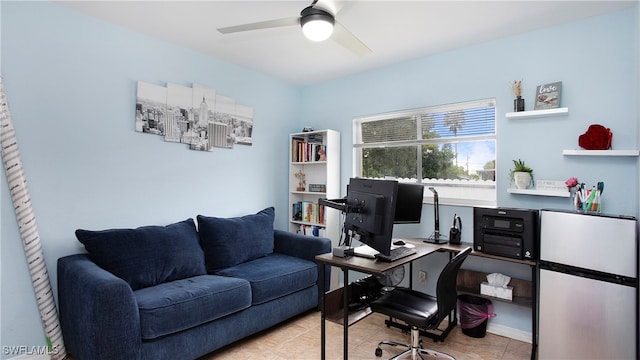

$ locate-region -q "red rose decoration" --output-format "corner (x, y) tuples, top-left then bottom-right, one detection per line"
(578, 124), (612, 150)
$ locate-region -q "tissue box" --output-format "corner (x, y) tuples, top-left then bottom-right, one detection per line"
(480, 282), (513, 301)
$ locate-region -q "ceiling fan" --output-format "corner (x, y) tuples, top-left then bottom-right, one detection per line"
(217, 0), (371, 57)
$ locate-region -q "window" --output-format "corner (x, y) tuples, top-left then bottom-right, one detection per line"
(353, 99), (496, 206)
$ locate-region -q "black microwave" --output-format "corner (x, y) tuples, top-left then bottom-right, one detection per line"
(473, 207), (539, 260)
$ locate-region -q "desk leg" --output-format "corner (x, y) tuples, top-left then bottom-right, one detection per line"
(409, 262), (413, 289)
(342, 267), (349, 359)
(449, 252), (457, 325)
(319, 262), (326, 360)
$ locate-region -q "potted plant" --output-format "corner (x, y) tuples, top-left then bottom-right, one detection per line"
(509, 159), (533, 189)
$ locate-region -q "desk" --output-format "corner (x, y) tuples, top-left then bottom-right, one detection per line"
(316, 239), (457, 360)
(315, 240), (537, 360)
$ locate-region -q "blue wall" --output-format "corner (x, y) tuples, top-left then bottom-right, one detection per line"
(299, 8), (638, 337)
(0, 1), (300, 354)
(302, 9), (638, 217)
(0, 0), (637, 355)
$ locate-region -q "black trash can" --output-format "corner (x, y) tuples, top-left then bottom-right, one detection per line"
(457, 294), (495, 338)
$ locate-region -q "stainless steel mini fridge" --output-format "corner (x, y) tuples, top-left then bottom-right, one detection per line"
(538, 209), (638, 359)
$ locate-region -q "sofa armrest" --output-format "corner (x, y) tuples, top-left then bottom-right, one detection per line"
(273, 229), (331, 260)
(274, 230), (332, 290)
(58, 254), (141, 360)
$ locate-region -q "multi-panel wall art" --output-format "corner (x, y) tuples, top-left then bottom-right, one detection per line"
(135, 81), (253, 151)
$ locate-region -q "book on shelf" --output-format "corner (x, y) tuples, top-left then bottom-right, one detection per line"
(291, 202), (302, 221)
(291, 137), (327, 162)
(297, 224), (326, 237)
(302, 201), (312, 222)
(291, 137), (305, 162)
(534, 81), (562, 110)
(307, 133), (323, 143)
(292, 201), (325, 224)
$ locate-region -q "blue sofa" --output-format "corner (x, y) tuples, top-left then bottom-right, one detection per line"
(57, 207), (331, 360)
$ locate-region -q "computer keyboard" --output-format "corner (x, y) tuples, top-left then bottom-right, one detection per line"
(374, 246), (417, 262)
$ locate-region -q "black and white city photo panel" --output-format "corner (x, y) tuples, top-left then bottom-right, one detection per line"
(135, 81), (253, 151)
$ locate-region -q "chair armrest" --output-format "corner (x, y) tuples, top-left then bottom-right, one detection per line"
(57, 254), (141, 360)
(274, 230), (332, 291)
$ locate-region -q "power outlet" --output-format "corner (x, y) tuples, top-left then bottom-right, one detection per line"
(418, 271), (427, 284)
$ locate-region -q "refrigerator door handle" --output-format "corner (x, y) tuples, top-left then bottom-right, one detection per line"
(539, 260), (638, 287)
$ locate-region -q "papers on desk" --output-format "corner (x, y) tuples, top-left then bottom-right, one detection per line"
(353, 244), (404, 259)
(353, 245), (378, 258)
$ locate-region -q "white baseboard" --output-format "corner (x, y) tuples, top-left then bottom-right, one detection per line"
(486, 323), (532, 344)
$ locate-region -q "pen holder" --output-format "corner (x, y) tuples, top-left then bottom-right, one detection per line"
(582, 200), (601, 213)
(572, 192), (581, 211)
(574, 188), (601, 213)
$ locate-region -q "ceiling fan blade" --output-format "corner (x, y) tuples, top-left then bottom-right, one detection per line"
(313, 0), (345, 16)
(217, 17), (299, 34)
(333, 21), (371, 57)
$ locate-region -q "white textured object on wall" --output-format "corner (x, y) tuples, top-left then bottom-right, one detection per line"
(0, 77), (67, 360)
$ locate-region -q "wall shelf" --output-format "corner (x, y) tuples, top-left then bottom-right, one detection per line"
(507, 188), (570, 197)
(506, 107), (569, 119)
(562, 149), (639, 157)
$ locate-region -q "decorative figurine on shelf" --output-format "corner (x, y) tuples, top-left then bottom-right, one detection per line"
(578, 124), (612, 150)
(316, 146), (326, 161)
(565, 177), (582, 211)
(511, 80), (524, 112)
(295, 170), (306, 191)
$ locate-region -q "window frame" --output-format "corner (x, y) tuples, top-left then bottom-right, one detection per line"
(353, 99), (497, 207)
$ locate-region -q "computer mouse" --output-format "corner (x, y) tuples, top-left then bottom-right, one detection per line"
(393, 240), (406, 246)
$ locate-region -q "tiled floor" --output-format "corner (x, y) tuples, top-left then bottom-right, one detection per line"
(202, 310), (532, 359)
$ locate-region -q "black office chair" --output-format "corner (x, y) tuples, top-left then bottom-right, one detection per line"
(370, 247), (472, 360)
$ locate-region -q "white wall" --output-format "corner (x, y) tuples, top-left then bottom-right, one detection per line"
(0, 2), (300, 357)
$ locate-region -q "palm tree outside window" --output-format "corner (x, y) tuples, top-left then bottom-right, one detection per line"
(353, 99), (496, 206)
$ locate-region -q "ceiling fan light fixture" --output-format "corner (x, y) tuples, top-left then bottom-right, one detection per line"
(300, 6), (334, 42)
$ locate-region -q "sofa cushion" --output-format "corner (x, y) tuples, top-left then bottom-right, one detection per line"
(76, 219), (205, 290)
(197, 207), (275, 271)
(213, 253), (317, 305)
(134, 275), (251, 340)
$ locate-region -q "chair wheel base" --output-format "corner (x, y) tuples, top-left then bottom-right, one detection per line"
(375, 327), (457, 360)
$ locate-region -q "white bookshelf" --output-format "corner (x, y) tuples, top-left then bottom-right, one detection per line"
(289, 130), (340, 289)
(289, 129), (340, 241)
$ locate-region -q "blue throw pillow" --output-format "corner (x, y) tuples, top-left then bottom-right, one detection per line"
(197, 207), (275, 272)
(76, 219), (206, 290)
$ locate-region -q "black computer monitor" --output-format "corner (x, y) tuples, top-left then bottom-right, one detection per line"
(394, 183), (424, 224)
(344, 178), (398, 256)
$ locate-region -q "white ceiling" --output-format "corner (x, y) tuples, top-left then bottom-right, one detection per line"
(56, 0), (636, 86)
